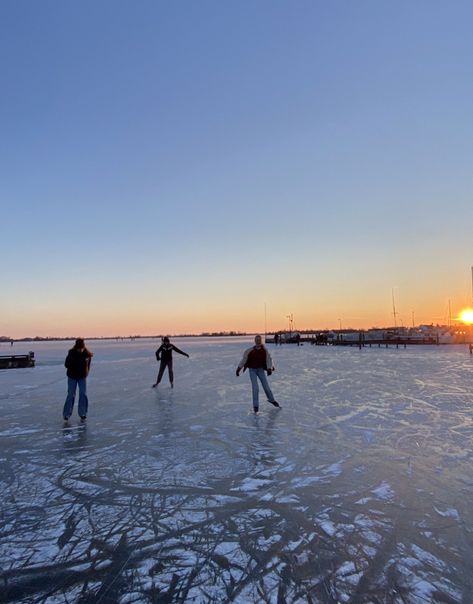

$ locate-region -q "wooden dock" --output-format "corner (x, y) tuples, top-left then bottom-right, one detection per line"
(0, 352), (35, 369)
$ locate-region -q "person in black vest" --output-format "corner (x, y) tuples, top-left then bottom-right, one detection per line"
(152, 337), (189, 388)
(63, 338), (93, 421)
(236, 335), (281, 414)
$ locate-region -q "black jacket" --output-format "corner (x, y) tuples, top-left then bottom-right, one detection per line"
(155, 344), (188, 363)
(65, 348), (92, 379)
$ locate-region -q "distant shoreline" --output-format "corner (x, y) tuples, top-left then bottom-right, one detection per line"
(0, 333), (251, 343)
(2, 324), (470, 344)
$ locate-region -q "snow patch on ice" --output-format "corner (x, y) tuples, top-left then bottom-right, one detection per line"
(230, 477), (271, 492)
(322, 461), (343, 476)
(355, 497), (372, 505)
(290, 475), (323, 487)
(371, 481), (394, 500)
(319, 519), (337, 536)
(276, 494), (299, 504)
(411, 544), (447, 571)
(411, 578), (436, 599)
(434, 506), (459, 519)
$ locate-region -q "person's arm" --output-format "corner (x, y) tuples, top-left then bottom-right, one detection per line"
(64, 352), (71, 369)
(236, 348), (251, 375)
(155, 345), (163, 361)
(86, 352), (93, 375)
(172, 345), (189, 358)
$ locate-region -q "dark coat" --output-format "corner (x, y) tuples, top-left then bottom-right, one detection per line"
(65, 348), (92, 379)
(155, 344), (188, 363)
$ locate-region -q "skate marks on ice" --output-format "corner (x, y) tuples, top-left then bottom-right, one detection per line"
(1, 341), (473, 602)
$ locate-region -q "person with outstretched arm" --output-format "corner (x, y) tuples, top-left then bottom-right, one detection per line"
(236, 334), (281, 414)
(152, 337), (189, 388)
(63, 338), (93, 421)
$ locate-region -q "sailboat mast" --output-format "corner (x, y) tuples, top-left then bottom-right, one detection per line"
(264, 303), (267, 336)
(392, 289), (397, 328)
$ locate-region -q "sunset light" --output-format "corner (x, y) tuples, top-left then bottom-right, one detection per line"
(459, 308), (473, 324)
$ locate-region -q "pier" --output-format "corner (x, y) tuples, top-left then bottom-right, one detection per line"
(265, 332), (459, 347)
(0, 352), (35, 369)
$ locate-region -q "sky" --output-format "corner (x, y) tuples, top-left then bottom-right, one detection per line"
(1, 1), (473, 338)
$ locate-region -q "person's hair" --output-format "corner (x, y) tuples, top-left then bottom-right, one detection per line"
(72, 338), (91, 356)
(163, 336), (170, 343)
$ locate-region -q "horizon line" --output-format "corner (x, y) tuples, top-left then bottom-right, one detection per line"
(2, 323), (470, 342)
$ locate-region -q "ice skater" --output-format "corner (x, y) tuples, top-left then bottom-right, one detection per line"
(152, 337), (189, 388)
(236, 334), (281, 414)
(63, 338), (93, 421)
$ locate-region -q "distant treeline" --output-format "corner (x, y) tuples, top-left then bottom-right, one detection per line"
(1, 332), (249, 343)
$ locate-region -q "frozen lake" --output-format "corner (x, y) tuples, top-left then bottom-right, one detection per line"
(1, 337), (473, 603)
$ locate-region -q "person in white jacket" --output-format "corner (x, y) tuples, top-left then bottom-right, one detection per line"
(236, 335), (281, 413)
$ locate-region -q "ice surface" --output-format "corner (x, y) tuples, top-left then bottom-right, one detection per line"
(1, 337), (473, 602)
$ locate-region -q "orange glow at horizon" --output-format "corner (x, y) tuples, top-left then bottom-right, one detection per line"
(5, 288), (473, 339)
(459, 308), (473, 325)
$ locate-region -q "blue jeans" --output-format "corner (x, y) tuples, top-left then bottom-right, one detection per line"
(63, 378), (88, 418)
(249, 368), (275, 410)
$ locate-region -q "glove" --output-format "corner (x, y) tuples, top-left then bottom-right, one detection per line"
(186, 354), (190, 358)
(267, 368), (272, 376)
(236, 368), (240, 377)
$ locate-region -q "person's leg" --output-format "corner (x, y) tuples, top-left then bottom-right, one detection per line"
(257, 369), (278, 405)
(155, 361), (167, 385)
(63, 378), (77, 419)
(77, 378), (89, 418)
(249, 368), (259, 412)
(167, 360), (174, 386)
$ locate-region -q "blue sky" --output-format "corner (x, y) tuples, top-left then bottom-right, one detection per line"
(1, 1), (472, 337)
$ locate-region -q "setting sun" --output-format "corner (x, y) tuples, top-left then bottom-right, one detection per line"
(459, 308), (473, 324)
